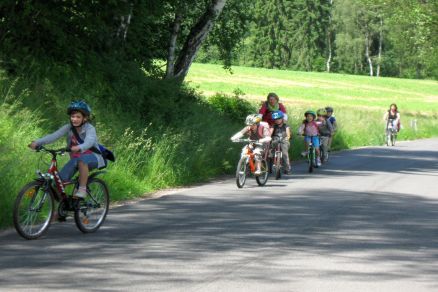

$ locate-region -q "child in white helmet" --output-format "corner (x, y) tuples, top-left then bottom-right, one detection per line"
(231, 114), (272, 175)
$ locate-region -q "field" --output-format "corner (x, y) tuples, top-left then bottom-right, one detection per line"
(188, 63), (438, 113)
(187, 63), (438, 150)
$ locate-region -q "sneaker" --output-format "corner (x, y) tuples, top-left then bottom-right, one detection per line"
(255, 169), (262, 175)
(74, 188), (87, 198)
(316, 158), (322, 167)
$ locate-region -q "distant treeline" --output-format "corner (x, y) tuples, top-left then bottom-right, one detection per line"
(198, 0), (438, 80)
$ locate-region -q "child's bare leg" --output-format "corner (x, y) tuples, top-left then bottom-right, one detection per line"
(316, 148), (321, 157)
(75, 160), (89, 198)
(78, 160), (89, 187)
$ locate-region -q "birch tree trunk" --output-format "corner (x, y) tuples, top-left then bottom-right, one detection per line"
(116, 3), (133, 41)
(171, 0), (227, 80)
(326, 0), (333, 73)
(165, 12), (182, 79)
(376, 17), (383, 77)
(365, 29), (373, 76)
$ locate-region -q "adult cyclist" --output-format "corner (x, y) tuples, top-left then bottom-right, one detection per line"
(259, 92), (287, 126)
(383, 103), (401, 132)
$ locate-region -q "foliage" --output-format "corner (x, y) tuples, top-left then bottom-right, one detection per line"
(206, 89), (257, 123)
(196, 0), (438, 80)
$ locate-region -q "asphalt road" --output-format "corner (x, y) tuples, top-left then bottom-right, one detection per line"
(1, 138), (438, 292)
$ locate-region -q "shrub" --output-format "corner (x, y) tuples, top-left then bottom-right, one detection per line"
(207, 88), (257, 123)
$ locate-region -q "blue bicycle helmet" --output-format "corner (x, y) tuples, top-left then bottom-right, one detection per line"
(67, 100), (91, 116)
(271, 110), (284, 120)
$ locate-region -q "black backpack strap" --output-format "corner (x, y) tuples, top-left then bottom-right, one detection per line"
(70, 126), (102, 155)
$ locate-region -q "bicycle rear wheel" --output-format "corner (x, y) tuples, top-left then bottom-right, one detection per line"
(256, 160), (269, 186)
(236, 157), (248, 188)
(13, 181), (54, 240)
(74, 178), (109, 233)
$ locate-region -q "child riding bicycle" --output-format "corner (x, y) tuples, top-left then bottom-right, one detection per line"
(325, 106), (337, 151)
(29, 100), (105, 198)
(298, 110), (321, 166)
(231, 114), (272, 175)
(270, 110), (292, 174)
(316, 108), (333, 162)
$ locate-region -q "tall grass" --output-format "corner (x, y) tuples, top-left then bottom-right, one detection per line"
(0, 62), (245, 229)
(0, 100), (46, 227)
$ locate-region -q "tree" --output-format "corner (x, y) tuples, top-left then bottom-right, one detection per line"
(326, 0), (334, 72)
(164, 0), (227, 80)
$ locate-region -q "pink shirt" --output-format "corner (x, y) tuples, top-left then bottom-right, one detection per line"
(303, 121), (319, 136)
(70, 134), (93, 158)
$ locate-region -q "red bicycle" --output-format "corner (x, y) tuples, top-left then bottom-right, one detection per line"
(13, 146), (109, 240)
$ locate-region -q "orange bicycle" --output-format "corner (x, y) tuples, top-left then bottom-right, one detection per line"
(233, 139), (269, 188)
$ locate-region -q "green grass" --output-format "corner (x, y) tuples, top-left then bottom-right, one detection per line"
(0, 60), (243, 229)
(187, 63), (438, 113)
(187, 63), (438, 149)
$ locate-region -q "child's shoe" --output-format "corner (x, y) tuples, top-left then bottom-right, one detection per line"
(74, 187), (87, 198)
(316, 157), (322, 167)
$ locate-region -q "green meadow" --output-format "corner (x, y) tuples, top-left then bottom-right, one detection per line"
(188, 63), (438, 151)
(188, 63), (438, 113)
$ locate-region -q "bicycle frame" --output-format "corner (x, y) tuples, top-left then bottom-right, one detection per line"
(36, 148), (74, 202)
(308, 142), (315, 163)
(272, 140), (283, 164)
(304, 136), (317, 172)
(241, 144), (256, 173)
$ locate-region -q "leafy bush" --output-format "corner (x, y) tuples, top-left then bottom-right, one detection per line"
(207, 88), (257, 123)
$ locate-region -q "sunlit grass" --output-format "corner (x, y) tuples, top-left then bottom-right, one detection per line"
(187, 63), (438, 114)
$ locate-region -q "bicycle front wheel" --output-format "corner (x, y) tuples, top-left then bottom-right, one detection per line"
(308, 150), (314, 173)
(74, 178), (109, 233)
(256, 160), (269, 186)
(236, 157), (248, 188)
(13, 181), (54, 240)
(274, 152), (282, 180)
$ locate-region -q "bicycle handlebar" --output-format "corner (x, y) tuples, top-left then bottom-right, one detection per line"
(232, 138), (257, 143)
(35, 146), (71, 155)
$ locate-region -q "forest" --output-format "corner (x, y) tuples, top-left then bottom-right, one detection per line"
(1, 0), (437, 80)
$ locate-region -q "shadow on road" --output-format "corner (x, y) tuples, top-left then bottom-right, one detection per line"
(1, 187), (437, 288)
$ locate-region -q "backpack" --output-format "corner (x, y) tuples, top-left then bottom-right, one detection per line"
(71, 126), (115, 162)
